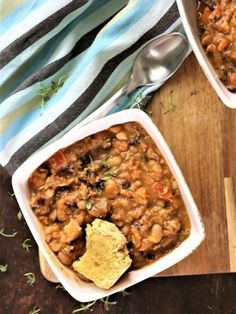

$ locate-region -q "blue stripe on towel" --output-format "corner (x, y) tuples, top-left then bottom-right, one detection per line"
(0, 0), (45, 36)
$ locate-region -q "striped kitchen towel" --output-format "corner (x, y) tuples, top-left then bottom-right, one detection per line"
(0, 0), (182, 174)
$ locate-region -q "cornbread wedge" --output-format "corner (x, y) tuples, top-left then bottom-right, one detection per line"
(72, 219), (132, 289)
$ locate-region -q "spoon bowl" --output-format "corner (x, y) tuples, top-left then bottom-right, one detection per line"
(127, 32), (189, 93)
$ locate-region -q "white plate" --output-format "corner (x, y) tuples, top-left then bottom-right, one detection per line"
(12, 109), (205, 302)
(177, 0), (236, 108)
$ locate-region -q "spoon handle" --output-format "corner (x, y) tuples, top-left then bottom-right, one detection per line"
(77, 85), (127, 128)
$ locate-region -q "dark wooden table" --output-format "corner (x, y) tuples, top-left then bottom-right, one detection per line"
(1, 53), (236, 314)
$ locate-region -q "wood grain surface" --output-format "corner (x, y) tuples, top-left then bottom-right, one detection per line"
(149, 53), (236, 275)
(1, 53), (236, 314)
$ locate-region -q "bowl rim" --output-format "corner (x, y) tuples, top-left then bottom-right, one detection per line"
(176, 0), (236, 109)
(12, 108), (205, 302)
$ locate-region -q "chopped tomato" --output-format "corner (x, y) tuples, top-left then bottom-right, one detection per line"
(153, 181), (172, 201)
(200, 7), (212, 24)
(48, 150), (67, 171)
(229, 72), (236, 87)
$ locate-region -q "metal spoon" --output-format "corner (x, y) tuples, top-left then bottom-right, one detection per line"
(81, 32), (189, 127)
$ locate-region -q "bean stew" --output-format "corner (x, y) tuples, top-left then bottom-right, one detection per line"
(197, 0), (236, 91)
(28, 122), (191, 270)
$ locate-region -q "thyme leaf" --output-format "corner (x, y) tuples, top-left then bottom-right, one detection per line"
(21, 238), (32, 252)
(102, 168), (118, 181)
(101, 296), (117, 311)
(55, 284), (65, 290)
(121, 289), (131, 296)
(29, 306), (40, 314)
(0, 264), (8, 272)
(0, 228), (17, 238)
(101, 173), (112, 181)
(17, 210), (23, 221)
(24, 272), (36, 286)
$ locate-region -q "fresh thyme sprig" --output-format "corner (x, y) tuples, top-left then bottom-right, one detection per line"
(39, 76), (67, 113)
(163, 90), (176, 114)
(0, 264), (8, 272)
(29, 306), (40, 314)
(71, 290), (131, 312)
(7, 191), (15, 198)
(131, 92), (146, 109)
(0, 228), (17, 238)
(24, 272), (36, 286)
(130, 92), (153, 116)
(72, 300), (97, 313)
(21, 239), (32, 252)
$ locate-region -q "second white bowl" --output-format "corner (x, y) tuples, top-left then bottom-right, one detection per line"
(177, 0), (236, 109)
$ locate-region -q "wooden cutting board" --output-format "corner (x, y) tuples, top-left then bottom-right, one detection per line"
(39, 53), (236, 282)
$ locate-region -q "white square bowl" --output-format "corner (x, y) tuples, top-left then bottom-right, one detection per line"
(12, 109), (205, 302)
(176, 0), (236, 109)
